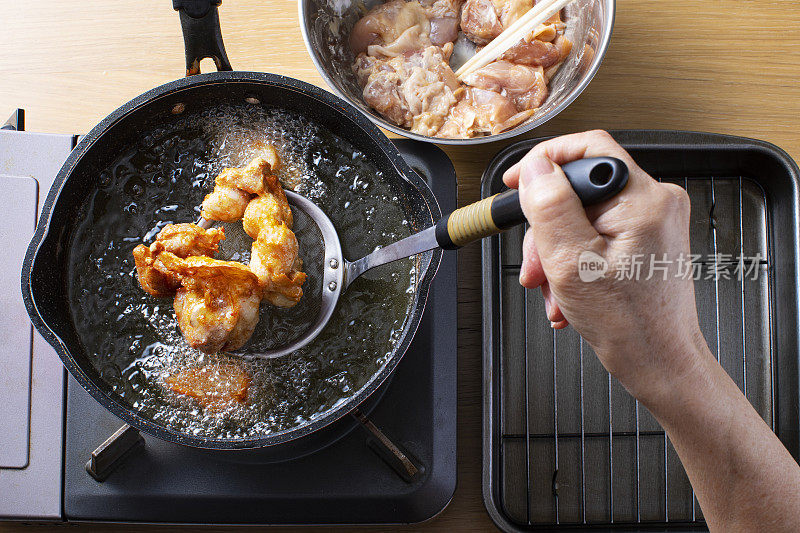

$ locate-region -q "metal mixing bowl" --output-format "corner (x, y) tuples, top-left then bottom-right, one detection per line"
(299, 0), (615, 144)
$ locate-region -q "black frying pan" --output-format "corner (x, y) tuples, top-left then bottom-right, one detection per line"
(21, 1), (627, 451)
(21, 0), (442, 449)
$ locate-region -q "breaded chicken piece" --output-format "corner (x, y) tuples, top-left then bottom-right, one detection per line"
(206, 152), (306, 306)
(155, 252), (262, 353)
(201, 185), (251, 222)
(242, 194), (293, 239)
(133, 150), (305, 355)
(201, 152), (283, 222)
(132, 224), (224, 297)
(250, 224), (307, 307)
(133, 244), (180, 297)
(154, 223), (225, 257)
(229, 155), (306, 306)
(217, 151), (281, 195)
(165, 363), (250, 409)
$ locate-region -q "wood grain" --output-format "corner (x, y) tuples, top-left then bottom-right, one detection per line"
(1, 0), (799, 531)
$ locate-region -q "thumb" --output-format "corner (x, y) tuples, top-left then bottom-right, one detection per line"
(518, 155), (599, 263)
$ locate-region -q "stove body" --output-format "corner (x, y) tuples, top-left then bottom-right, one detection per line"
(0, 111), (458, 525)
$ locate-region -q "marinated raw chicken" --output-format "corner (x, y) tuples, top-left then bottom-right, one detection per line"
(502, 33), (572, 69)
(155, 252), (263, 353)
(461, 0), (571, 68)
(166, 363), (250, 409)
(351, 0), (571, 138)
(350, 0), (433, 55)
(362, 24), (432, 58)
(436, 87), (534, 137)
(133, 224), (224, 297)
(460, 0), (503, 45)
(461, 0), (563, 42)
(496, 0), (559, 27)
(436, 61), (546, 137)
(420, 0), (463, 45)
(462, 60), (549, 110)
(355, 43), (460, 136)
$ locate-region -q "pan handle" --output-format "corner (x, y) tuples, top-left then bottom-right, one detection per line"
(173, 0), (232, 75)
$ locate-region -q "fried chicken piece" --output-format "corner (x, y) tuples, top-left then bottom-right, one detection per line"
(243, 194), (293, 239)
(216, 153), (280, 195)
(201, 152), (281, 222)
(250, 224), (307, 307)
(154, 223), (226, 257)
(133, 224), (225, 297)
(133, 244), (180, 297)
(134, 151), (305, 352)
(133, 223), (263, 352)
(204, 154), (307, 306)
(166, 363), (250, 409)
(201, 185), (251, 222)
(155, 252), (263, 353)
(240, 160), (293, 240)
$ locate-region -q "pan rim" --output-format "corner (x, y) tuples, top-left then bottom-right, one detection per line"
(21, 71), (443, 449)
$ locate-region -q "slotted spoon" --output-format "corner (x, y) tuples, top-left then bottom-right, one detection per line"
(204, 156), (628, 358)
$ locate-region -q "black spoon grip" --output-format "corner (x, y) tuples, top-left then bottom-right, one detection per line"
(435, 156), (629, 249)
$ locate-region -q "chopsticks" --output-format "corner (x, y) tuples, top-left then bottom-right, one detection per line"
(455, 0), (572, 79)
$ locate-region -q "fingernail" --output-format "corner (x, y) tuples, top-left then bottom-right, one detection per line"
(543, 297), (551, 317)
(520, 156), (554, 188)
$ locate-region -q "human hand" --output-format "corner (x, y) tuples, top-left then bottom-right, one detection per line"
(503, 130), (713, 405)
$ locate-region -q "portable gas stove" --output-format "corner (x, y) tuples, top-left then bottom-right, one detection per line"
(0, 109), (458, 525)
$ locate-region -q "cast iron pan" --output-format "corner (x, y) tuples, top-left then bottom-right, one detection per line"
(20, 0), (442, 449)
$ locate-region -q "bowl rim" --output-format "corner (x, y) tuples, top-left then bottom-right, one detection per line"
(298, 0), (616, 144)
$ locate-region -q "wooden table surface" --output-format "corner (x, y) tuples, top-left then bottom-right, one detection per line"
(1, 1), (799, 531)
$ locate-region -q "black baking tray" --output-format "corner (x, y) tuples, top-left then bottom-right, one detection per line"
(481, 131), (800, 531)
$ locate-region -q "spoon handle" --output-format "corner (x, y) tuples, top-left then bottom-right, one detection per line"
(434, 156), (629, 250)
